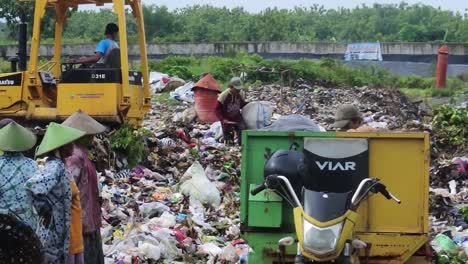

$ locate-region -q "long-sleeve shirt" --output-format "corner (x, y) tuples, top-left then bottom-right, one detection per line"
(66, 144), (102, 233)
(215, 89), (247, 123)
(26, 158), (72, 264)
(0, 152), (38, 228)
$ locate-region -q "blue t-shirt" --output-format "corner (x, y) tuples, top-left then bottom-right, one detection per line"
(95, 39), (119, 64)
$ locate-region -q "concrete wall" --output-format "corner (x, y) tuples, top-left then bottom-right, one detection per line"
(1, 42), (468, 63)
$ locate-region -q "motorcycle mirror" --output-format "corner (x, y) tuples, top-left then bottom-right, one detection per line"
(278, 236), (295, 247)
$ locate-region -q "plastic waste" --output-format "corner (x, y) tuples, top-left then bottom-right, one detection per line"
(431, 234), (459, 254)
(182, 107), (198, 124)
(452, 157), (468, 175)
(178, 162), (221, 206)
(189, 198), (207, 227)
(448, 180), (457, 195)
(242, 101), (273, 129)
(148, 211), (176, 228)
(463, 239), (468, 254)
(235, 243), (251, 264)
(206, 121), (223, 140)
(220, 244), (239, 262)
(363, 116), (374, 123)
(176, 213), (187, 222)
(170, 82), (195, 103)
(139, 202), (170, 219)
(138, 242), (161, 260)
(150, 228), (183, 259)
(198, 242), (223, 256)
(367, 121), (388, 129)
(226, 224), (241, 239)
(149, 72), (170, 93)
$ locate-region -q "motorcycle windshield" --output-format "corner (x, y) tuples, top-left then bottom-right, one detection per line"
(303, 189), (352, 222)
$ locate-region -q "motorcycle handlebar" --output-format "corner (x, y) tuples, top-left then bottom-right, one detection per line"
(352, 178), (402, 207)
(379, 185), (401, 204)
(387, 191), (401, 204)
(250, 183), (266, 196)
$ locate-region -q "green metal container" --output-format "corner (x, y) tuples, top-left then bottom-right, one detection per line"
(248, 184), (283, 228)
(240, 130), (430, 264)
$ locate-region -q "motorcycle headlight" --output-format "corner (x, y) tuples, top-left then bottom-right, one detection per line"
(303, 219), (343, 255)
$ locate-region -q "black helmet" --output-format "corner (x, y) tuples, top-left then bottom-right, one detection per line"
(264, 150), (305, 196)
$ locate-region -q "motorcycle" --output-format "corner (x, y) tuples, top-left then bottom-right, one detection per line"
(251, 166), (401, 263)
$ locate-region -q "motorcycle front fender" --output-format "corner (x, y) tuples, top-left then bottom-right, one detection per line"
(293, 207), (359, 262)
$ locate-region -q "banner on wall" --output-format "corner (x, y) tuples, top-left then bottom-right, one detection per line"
(344, 42), (383, 61)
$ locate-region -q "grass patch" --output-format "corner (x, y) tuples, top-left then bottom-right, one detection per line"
(152, 91), (181, 106)
(399, 88), (431, 98)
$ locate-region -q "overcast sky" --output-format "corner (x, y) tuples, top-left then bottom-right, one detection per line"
(138, 0), (467, 13)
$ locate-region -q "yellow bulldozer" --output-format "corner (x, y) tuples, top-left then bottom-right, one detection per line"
(0, 0), (151, 125)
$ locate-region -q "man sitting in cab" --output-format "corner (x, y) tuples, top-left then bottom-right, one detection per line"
(69, 23), (119, 65)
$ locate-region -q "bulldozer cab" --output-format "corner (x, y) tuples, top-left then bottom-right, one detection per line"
(0, 0), (151, 125)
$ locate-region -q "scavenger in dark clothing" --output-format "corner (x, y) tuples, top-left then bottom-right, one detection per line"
(215, 77), (248, 145)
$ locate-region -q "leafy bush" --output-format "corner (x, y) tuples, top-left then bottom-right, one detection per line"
(160, 56), (197, 67)
(432, 106), (468, 149)
(396, 75), (434, 89)
(163, 65), (193, 80)
(0, 59), (10, 73)
(109, 125), (151, 168)
(146, 54), (467, 93)
(149, 56), (196, 80)
(206, 56), (237, 81)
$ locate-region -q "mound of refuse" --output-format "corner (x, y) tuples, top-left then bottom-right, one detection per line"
(96, 82), (467, 263)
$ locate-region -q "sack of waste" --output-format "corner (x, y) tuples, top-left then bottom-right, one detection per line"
(242, 101), (273, 129)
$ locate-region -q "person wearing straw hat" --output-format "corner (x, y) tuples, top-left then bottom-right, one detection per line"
(215, 77), (248, 145)
(63, 110), (106, 264)
(0, 121), (39, 229)
(25, 122), (85, 264)
(331, 105), (363, 131)
(331, 104), (379, 132)
(0, 118), (15, 156)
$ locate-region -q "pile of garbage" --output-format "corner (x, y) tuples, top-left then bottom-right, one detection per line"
(96, 78), (467, 263)
(428, 104), (468, 262)
(247, 85), (422, 130)
(99, 101), (246, 263)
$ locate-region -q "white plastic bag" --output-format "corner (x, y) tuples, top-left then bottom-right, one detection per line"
(138, 242), (161, 260)
(178, 162), (221, 207)
(149, 72), (169, 93)
(151, 228), (183, 259)
(170, 82), (195, 103)
(148, 211), (176, 228)
(242, 101), (273, 129)
(139, 202), (170, 219)
(197, 242), (222, 256)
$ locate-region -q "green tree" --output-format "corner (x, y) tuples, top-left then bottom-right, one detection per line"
(2, 2), (468, 44)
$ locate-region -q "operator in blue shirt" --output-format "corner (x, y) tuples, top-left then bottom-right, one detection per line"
(69, 23), (119, 65)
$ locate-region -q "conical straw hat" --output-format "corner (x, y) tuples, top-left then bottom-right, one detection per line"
(0, 122), (37, 152)
(35, 122), (86, 157)
(194, 74), (222, 92)
(62, 109), (106, 135)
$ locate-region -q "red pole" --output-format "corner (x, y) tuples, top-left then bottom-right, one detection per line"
(435, 45), (448, 89)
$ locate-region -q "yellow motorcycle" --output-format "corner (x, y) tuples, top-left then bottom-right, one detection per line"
(251, 175), (401, 264)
